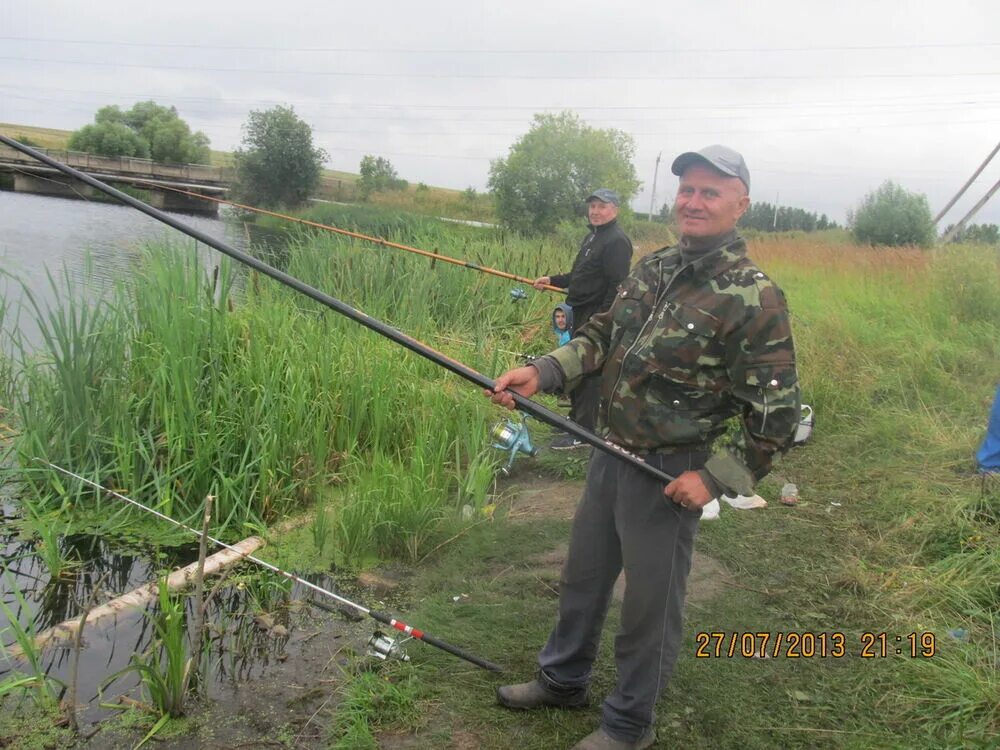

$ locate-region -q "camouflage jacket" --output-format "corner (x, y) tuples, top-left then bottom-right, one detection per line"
(540, 233), (800, 496)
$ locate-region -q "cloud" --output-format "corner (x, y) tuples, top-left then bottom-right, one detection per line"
(2, 0), (999, 223)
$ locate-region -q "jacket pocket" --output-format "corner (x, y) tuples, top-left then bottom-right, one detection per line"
(743, 362), (797, 390)
(649, 303), (726, 380)
(669, 302), (723, 338)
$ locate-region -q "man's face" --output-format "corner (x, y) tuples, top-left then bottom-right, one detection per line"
(587, 199), (618, 226)
(554, 309), (568, 330)
(674, 164), (750, 238)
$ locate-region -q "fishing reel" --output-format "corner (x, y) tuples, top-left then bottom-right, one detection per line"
(491, 413), (538, 476)
(367, 630), (411, 663)
(509, 286), (528, 302)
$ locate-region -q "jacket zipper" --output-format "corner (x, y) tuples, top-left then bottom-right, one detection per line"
(605, 254), (693, 431)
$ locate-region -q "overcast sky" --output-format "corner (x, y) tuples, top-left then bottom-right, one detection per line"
(2, 0), (998, 225)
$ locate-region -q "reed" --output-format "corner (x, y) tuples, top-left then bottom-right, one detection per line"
(104, 576), (192, 724)
(0, 567), (61, 705)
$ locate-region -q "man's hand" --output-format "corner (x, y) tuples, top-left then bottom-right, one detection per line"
(664, 471), (712, 511)
(532, 276), (551, 291)
(485, 366), (540, 410)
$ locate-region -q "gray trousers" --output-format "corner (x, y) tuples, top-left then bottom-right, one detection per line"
(538, 449), (704, 742)
(568, 373), (601, 432)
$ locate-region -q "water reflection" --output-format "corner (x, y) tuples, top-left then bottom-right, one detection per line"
(0, 519), (348, 727)
(0, 191), (353, 727)
(0, 191), (256, 350)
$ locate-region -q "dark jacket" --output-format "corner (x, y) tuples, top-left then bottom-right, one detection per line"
(549, 219), (633, 329)
(536, 232), (800, 497)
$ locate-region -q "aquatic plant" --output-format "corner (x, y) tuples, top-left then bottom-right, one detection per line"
(310, 498), (331, 557)
(102, 576), (192, 747)
(0, 566), (62, 705)
(10, 225), (547, 562)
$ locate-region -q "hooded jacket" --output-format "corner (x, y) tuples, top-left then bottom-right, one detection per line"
(551, 303), (574, 346)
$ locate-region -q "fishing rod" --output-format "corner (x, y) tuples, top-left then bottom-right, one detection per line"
(136, 181), (566, 294)
(0, 136), (675, 485)
(37, 459), (503, 672)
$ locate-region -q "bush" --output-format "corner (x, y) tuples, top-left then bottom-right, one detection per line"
(488, 111), (639, 235)
(358, 155), (407, 199)
(69, 101), (209, 163)
(233, 106), (326, 208)
(69, 122), (151, 159)
(848, 181), (936, 247)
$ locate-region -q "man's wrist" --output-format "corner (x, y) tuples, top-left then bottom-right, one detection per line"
(530, 357), (566, 393)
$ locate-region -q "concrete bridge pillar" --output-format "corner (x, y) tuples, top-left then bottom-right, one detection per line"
(147, 188), (218, 215)
(13, 173), (95, 199)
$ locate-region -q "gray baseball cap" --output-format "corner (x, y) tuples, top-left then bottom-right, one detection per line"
(671, 145), (750, 191)
(585, 188), (620, 205)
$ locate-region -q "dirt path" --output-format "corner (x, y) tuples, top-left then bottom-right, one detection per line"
(507, 476), (730, 608)
(77, 476), (729, 749)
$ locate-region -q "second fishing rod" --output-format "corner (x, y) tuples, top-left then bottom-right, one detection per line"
(137, 182), (567, 295)
(0, 135), (677, 489)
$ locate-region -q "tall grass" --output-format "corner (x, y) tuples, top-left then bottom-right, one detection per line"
(7, 217), (549, 561)
(102, 577), (193, 747)
(748, 237), (1000, 742)
(0, 567), (62, 706)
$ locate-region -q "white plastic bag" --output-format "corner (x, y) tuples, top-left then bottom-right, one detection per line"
(720, 493), (768, 510)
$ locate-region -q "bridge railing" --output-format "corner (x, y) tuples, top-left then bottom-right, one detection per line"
(0, 143), (233, 184)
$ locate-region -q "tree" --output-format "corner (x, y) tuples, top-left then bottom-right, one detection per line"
(233, 106), (327, 208)
(848, 181), (935, 247)
(69, 101), (210, 163)
(944, 223), (1000, 245)
(69, 121), (150, 159)
(358, 155), (407, 198)
(488, 111), (640, 235)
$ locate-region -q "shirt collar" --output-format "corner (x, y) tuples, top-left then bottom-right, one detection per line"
(678, 231), (746, 277)
(588, 218), (618, 232)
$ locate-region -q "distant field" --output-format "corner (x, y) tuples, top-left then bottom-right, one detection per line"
(0, 123), (73, 149)
(0, 122), (489, 218)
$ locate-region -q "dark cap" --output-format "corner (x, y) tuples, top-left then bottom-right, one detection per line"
(671, 145), (750, 191)
(585, 188), (620, 206)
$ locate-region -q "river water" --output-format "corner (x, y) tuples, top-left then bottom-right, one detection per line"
(0, 191), (364, 728)
(0, 190), (250, 347)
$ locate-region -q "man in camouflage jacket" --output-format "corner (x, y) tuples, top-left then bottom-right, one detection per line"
(487, 145), (800, 750)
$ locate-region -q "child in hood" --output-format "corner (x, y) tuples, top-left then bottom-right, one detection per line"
(552, 303), (573, 347)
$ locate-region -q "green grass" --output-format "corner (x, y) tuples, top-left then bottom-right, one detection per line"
(2, 203), (998, 746)
(3, 214), (565, 563)
(274, 238), (995, 748)
(326, 668), (421, 749)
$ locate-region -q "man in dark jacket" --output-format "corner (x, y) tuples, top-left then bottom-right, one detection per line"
(534, 188), (633, 449)
(488, 146), (800, 750)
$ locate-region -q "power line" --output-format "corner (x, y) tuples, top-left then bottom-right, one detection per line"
(2, 55), (998, 80)
(6, 91), (995, 125)
(2, 82), (996, 113)
(1, 35), (997, 54)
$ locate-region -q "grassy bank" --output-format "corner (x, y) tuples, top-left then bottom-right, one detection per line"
(2, 215), (570, 562)
(291, 237), (997, 748)
(1, 211), (997, 746)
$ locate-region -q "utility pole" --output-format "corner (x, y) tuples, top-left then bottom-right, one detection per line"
(772, 192), (780, 230)
(940, 176), (1000, 244)
(934, 140), (1000, 224)
(649, 151), (662, 221)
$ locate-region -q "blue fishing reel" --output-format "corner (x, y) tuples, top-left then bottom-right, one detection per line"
(491, 413), (538, 475)
(509, 286), (528, 302)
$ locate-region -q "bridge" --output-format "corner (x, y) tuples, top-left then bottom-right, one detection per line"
(0, 143), (233, 215)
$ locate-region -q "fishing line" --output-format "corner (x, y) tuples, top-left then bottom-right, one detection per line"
(135, 182), (565, 294)
(36, 459), (503, 672)
(0, 135), (676, 485)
